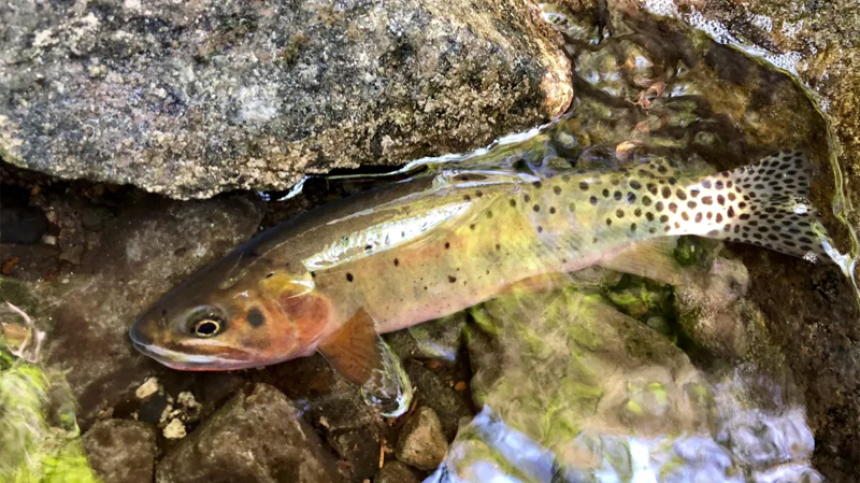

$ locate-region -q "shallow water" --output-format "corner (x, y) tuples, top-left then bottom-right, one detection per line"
(309, 2), (854, 481)
(2, 1), (859, 482)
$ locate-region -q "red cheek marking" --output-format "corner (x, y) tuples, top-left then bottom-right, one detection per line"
(278, 292), (329, 342)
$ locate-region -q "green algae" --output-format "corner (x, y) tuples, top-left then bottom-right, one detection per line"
(0, 355), (101, 483)
(0, 300), (100, 483)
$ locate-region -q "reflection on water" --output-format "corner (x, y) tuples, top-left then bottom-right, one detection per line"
(423, 278), (822, 483)
(364, 2), (852, 481)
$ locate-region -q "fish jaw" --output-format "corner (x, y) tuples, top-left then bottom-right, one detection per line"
(129, 332), (301, 371)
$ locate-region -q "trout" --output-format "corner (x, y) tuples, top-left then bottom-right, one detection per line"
(130, 151), (833, 384)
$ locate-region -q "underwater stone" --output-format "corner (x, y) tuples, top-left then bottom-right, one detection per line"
(40, 194), (264, 428)
(404, 359), (474, 441)
(395, 406), (449, 471)
(157, 383), (341, 483)
(83, 419), (156, 483)
(675, 256), (752, 359)
(375, 461), (422, 483)
(0, 0), (571, 199)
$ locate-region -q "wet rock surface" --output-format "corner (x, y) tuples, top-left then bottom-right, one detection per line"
(2, 1), (860, 482)
(83, 419), (157, 483)
(375, 461), (422, 483)
(395, 407), (449, 471)
(41, 192), (264, 427)
(157, 383), (341, 483)
(0, 0), (571, 199)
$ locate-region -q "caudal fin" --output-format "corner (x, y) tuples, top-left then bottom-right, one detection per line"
(682, 150), (831, 262)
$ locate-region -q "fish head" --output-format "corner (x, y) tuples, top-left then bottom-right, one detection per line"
(130, 246), (332, 371)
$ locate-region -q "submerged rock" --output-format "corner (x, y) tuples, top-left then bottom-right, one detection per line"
(0, 0), (571, 199)
(83, 419), (156, 483)
(39, 194), (264, 426)
(396, 407), (448, 471)
(375, 461), (422, 483)
(157, 383), (341, 483)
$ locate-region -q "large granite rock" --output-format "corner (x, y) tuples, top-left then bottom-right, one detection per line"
(0, 0), (572, 199)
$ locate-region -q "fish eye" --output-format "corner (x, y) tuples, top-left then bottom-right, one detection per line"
(192, 318), (222, 338)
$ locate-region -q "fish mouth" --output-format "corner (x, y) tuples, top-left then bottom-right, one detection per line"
(130, 330), (254, 371)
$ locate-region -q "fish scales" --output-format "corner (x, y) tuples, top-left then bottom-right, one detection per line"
(130, 151), (834, 375)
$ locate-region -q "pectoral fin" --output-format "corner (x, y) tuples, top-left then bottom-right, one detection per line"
(317, 308), (383, 386)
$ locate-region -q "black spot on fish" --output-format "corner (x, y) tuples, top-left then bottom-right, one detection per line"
(394, 258), (400, 267)
(248, 308), (266, 328)
(614, 191), (623, 200)
(470, 224), (476, 230)
(646, 212), (654, 221)
(606, 218), (612, 226)
(702, 196), (713, 205)
(476, 190), (483, 197)
(346, 273), (354, 282)
(553, 186), (562, 195)
(661, 187), (672, 199)
(642, 196), (652, 206)
(265, 272), (274, 279)
(660, 215), (669, 223)
(668, 203), (678, 213)
(590, 196), (598, 205)
(365, 244), (373, 251)
(603, 189), (610, 198)
(510, 199), (517, 207)
(537, 226), (543, 233)
(495, 243), (501, 251)
(549, 207), (556, 214)
(448, 275), (457, 283)
(310, 271), (316, 278)
(533, 181), (542, 189)
(630, 180), (642, 190)
(616, 209), (625, 218)
(524, 194), (531, 203)
(445, 242), (450, 249)
(579, 181), (590, 191)
(464, 195), (471, 201)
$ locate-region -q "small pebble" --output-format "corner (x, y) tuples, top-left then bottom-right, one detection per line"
(135, 377), (159, 399)
(163, 418), (187, 439)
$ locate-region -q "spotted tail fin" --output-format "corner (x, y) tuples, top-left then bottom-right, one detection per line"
(682, 151), (832, 262)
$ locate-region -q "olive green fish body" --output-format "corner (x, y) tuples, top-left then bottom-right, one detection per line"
(131, 151), (832, 374)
